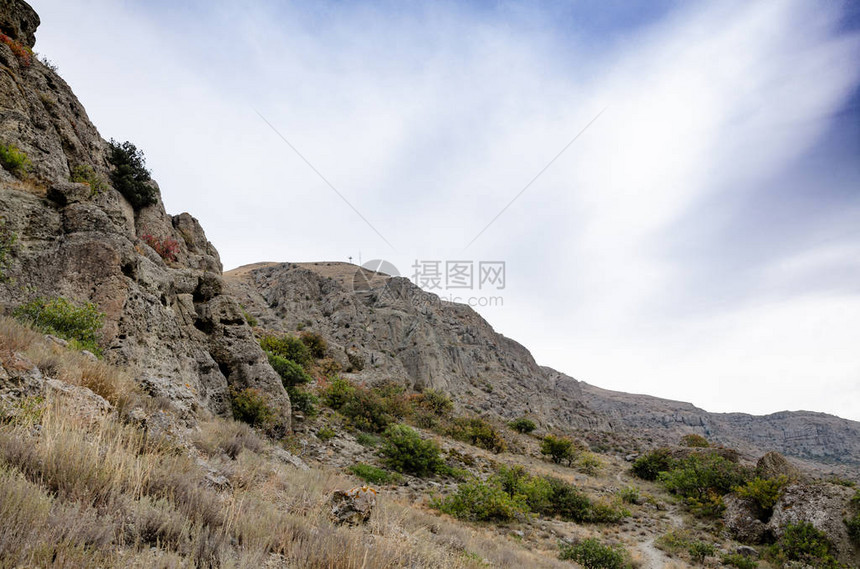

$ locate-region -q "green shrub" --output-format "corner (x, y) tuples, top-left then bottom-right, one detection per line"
(321, 378), (408, 433)
(487, 465), (627, 524)
(381, 424), (444, 477)
(654, 530), (691, 554)
(356, 432), (381, 447)
(0, 143), (31, 179)
(445, 416), (507, 453)
(321, 376), (356, 409)
(558, 538), (629, 569)
(230, 387), (275, 429)
(0, 217), (16, 282)
(259, 334), (312, 367)
(508, 417), (536, 434)
(688, 541), (715, 564)
(735, 476), (788, 520)
(768, 522), (840, 569)
(348, 463), (400, 485)
(285, 387), (318, 417)
(240, 308), (257, 327)
(317, 426), (336, 441)
(69, 164), (108, 195)
(680, 434), (710, 448)
(338, 385), (393, 432)
(415, 389), (453, 416)
(107, 139), (156, 209)
(434, 478), (527, 522)
(299, 330), (327, 358)
(658, 453), (750, 516)
(14, 297), (104, 354)
(493, 465), (552, 513)
(578, 452), (603, 475)
(846, 512), (860, 545)
(845, 490), (860, 545)
(267, 353), (311, 387)
(631, 448), (674, 481)
(617, 486), (640, 504)
(540, 434), (577, 466)
(721, 553), (758, 569)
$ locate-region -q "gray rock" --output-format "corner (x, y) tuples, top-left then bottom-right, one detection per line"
(0, 8), (291, 431)
(269, 447), (309, 471)
(47, 182), (92, 206)
(756, 451), (802, 481)
(767, 483), (857, 566)
(736, 546), (759, 558)
(723, 494), (767, 544)
(0, 0), (39, 48)
(329, 486), (377, 525)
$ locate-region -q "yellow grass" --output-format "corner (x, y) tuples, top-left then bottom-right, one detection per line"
(0, 317), (569, 568)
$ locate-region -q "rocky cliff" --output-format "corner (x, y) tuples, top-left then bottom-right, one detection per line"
(228, 261), (860, 471)
(580, 382), (860, 466)
(0, 0), (289, 429)
(226, 261), (606, 431)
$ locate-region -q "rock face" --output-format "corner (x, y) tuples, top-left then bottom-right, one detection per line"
(329, 486), (377, 526)
(579, 382), (860, 468)
(225, 262), (607, 431)
(227, 262), (860, 471)
(723, 494), (767, 544)
(757, 451), (802, 481)
(0, 0), (39, 49)
(0, 5), (289, 429)
(767, 483), (859, 566)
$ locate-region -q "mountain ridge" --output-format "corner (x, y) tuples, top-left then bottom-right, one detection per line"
(226, 261), (860, 472)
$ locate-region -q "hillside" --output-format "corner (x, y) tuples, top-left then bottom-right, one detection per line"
(226, 261), (860, 474)
(1, 2), (859, 568)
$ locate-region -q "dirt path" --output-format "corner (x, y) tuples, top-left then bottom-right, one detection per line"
(635, 506), (685, 569)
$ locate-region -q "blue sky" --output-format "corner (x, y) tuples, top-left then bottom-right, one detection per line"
(31, 0), (860, 420)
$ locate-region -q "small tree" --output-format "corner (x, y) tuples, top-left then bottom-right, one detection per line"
(541, 434), (577, 466)
(299, 330), (327, 358)
(107, 139), (156, 209)
(508, 417), (537, 434)
(259, 334), (312, 367)
(559, 538), (629, 569)
(631, 448), (674, 481)
(230, 387), (275, 429)
(382, 424), (444, 476)
(680, 434), (710, 448)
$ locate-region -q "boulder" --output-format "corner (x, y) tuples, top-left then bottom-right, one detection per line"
(724, 494), (768, 544)
(756, 451), (801, 481)
(767, 483), (858, 567)
(329, 485), (377, 525)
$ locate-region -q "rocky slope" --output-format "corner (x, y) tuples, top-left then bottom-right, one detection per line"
(580, 383), (860, 467)
(0, 0), (289, 429)
(1, 0), (857, 473)
(228, 262), (860, 472)
(226, 261), (606, 431)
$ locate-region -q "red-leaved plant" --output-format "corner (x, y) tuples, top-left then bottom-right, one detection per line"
(0, 33), (32, 67)
(140, 233), (179, 263)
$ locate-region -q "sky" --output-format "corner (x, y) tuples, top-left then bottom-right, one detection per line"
(31, 0), (860, 420)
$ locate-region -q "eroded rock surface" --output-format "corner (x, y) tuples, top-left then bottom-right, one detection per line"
(0, 3), (289, 430)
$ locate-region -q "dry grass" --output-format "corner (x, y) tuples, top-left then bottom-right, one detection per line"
(0, 317), (572, 568)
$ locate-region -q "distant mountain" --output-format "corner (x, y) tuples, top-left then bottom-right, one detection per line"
(227, 262), (860, 472)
